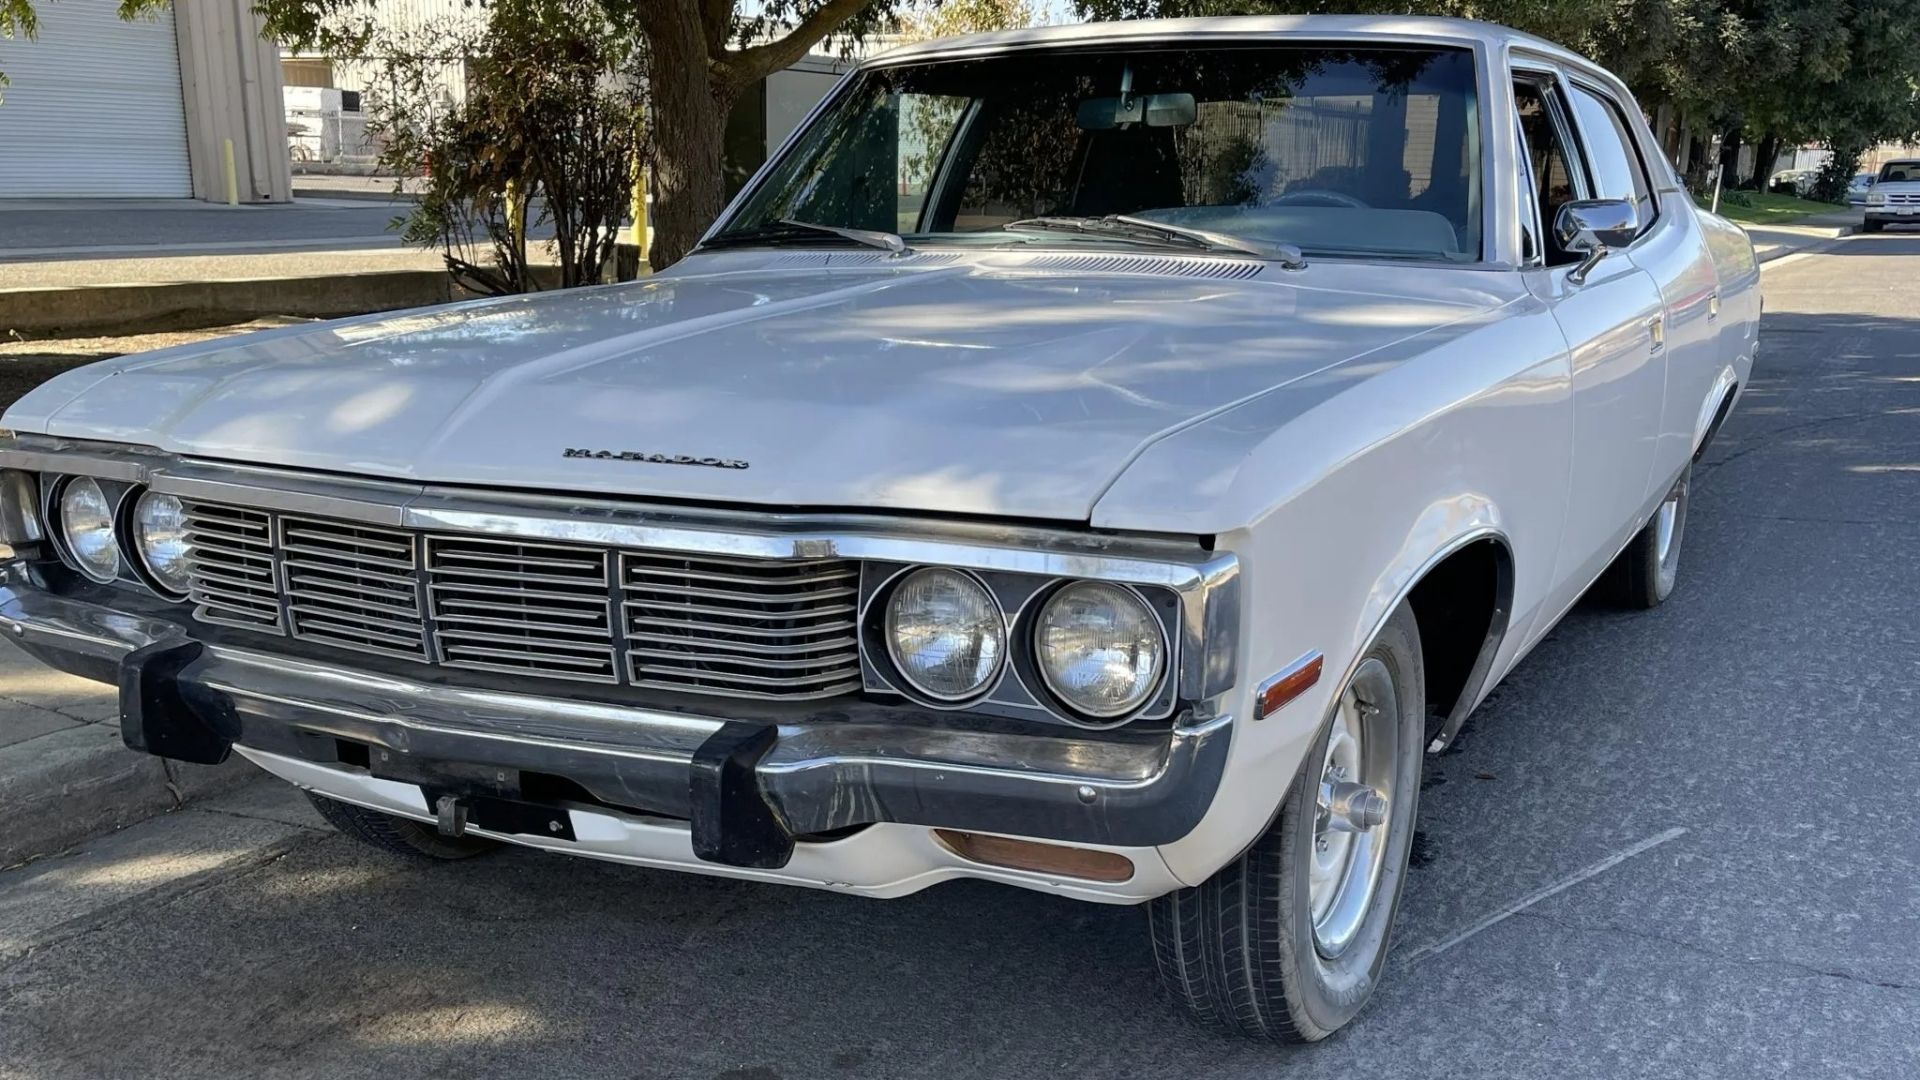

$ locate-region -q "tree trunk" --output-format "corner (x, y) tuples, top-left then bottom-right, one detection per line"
(644, 13), (732, 270)
(1751, 134), (1782, 189)
(1718, 128), (1743, 190)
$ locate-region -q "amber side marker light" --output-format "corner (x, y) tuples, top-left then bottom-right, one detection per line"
(934, 830), (1134, 883)
(1255, 651), (1324, 720)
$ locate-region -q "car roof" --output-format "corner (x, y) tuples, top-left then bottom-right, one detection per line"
(873, 15), (1591, 69)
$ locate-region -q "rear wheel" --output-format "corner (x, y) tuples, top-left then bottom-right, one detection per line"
(307, 792), (500, 860)
(1609, 464), (1690, 609)
(1148, 606), (1424, 1041)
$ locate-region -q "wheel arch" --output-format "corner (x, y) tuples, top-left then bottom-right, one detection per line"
(1404, 532), (1516, 753)
(1694, 367), (1741, 461)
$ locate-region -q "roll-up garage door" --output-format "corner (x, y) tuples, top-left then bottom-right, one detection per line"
(0, 0), (193, 197)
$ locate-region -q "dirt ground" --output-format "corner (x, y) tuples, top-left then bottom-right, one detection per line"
(0, 319), (308, 411)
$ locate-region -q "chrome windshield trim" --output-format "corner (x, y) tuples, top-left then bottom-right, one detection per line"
(0, 436), (1242, 700)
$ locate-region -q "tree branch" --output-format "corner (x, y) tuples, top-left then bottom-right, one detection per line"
(716, 0), (873, 88)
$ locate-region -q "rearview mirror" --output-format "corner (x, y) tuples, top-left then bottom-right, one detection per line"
(1553, 198), (1638, 284)
(1076, 93), (1197, 130)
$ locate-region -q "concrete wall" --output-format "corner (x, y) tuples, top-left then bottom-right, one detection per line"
(175, 0), (293, 204)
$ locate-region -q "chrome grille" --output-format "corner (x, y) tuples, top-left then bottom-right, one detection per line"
(426, 536), (617, 683)
(280, 516), (426, 660)
(179, 502), (861, 700)
(621, 552), (862, 699)
(183, 503), (282, 632)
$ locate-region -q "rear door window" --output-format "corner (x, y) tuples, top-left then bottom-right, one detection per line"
(1566, 84), (1655, 232)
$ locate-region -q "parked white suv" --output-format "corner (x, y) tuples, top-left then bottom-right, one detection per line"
(1863, 159), (1920, 231)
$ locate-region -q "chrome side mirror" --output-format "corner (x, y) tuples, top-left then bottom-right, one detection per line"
(1553, 198), (1639, 285)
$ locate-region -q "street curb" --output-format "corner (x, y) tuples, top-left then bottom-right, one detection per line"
(0, 723), (255, 867)
(292, 186), (422, 203)
(1754, 223), (1857, 265)
(0, 270), (455, 339)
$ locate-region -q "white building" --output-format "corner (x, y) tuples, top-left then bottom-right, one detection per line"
(0, 0), (290, 201)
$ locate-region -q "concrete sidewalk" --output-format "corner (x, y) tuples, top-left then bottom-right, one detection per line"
(0, 639), (252, 867)
(1742, 207), (1859, 262)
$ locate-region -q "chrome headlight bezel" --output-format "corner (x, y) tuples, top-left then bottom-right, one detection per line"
(129, 489), (193, 599)
(880, 566), (1009, 704)
(1030, 580), (1170, 723)
(862, 561), (1194, 728)
(55, 475), (122, 584)
(1867, 191), (1887, 206)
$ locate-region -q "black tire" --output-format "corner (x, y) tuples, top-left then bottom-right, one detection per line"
(1148, 605), (1425, 1042)
(1863, 220), (1885, 233)
(306, 791), (500, 860)
(1608, 464), (1691, 610)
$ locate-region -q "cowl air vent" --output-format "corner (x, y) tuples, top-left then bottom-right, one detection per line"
(757, 251), (964, 270)
(1008, 253), (1267, 280)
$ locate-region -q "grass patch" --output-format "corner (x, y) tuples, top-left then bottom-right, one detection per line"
(1695, 191), (1846, 225)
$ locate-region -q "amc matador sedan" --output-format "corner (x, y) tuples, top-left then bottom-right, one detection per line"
(0, 17), (1756, 1041)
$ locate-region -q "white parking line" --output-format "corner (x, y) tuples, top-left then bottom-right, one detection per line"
(1399, 826), (1689, 967)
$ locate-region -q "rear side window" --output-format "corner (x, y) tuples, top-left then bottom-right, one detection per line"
(1567, 84), (1654, 230)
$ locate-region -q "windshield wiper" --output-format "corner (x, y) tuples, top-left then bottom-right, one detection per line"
(702, 218), (912, 256)
(1004, 215), (1306, 270)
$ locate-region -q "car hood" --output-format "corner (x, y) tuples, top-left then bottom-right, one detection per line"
(8, 250), (1506, 525)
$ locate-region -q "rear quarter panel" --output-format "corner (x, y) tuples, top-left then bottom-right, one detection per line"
(1694, 203), (1763, 432)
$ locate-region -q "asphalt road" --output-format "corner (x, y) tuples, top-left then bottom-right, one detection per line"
(2, 234), (1918, 1079)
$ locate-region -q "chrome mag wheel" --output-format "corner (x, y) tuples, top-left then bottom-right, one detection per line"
(1308, 656), (1398, 958)
(1653, 474), (1688, 598)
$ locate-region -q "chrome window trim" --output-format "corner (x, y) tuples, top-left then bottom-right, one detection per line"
(0, 437), (1241, 702)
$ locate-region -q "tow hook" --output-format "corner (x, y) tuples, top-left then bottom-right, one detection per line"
(435, 795), (470, 837)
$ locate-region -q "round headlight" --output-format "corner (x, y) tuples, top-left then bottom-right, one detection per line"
(58, 477), (120, 583)
(1034, 582), (1166, 720)
(884, 567), (1006, 701)
(132, 490), (192, 596)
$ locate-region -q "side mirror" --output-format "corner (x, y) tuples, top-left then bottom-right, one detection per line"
(1553, 198), (1639, 284)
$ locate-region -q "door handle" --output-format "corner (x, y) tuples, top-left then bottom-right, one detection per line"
(1648, 315), (1665, 351)
(1707, 292), (1720, 321)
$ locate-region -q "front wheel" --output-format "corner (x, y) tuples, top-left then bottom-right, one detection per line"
(1863, 219), (1885, 233)
(1148, 605), (1424, 1041)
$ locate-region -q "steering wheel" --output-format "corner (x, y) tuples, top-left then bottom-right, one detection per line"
(1272, 189), (1371, 209)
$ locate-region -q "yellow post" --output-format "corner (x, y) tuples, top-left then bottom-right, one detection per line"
(505, 179), (525, 248)
(630, 105), (648, 274)
(221, 138), (238, 206)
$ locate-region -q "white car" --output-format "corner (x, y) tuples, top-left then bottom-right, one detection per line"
(0, 16), (1758, 1042)
(1863, 159), (1920, 230)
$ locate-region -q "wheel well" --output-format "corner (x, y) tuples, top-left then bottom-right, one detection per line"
(1405, 538), (1513, 731)
(1695, 380), (1739, 461)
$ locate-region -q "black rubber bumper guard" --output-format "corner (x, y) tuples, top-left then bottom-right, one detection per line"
(118, 638), (801, 869)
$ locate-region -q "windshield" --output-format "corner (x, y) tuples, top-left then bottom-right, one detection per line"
(1879, 162), (1920, 183)
(714, 44), (1483, 263)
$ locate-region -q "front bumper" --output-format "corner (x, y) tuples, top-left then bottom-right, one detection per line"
(0, 576), (1226, 901)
